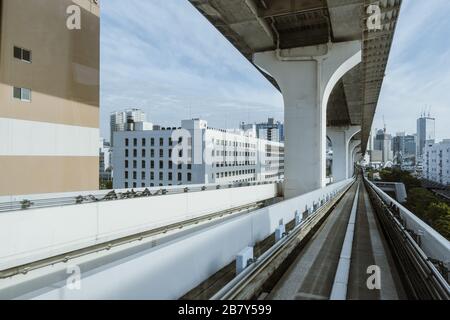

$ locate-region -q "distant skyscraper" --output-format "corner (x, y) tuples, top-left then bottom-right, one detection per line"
(392, 132), (405, 164)
(240, 118), (285, 142)
(110, 109), (147, 146)
(374, 128), (393, 163)
(416, 114), (435, 159)
(393, 132), (417, 165)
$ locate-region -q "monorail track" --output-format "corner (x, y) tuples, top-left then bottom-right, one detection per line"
(211, 175), (450, 300)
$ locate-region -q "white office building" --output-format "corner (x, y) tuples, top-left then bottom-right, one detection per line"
(112, 119), (285, 189)
(423, 140), (450, 186)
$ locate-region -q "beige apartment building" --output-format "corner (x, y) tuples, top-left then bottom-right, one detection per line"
(0, 0), (100, 196)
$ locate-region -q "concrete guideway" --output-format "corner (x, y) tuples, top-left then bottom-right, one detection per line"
(268, 178), (405, 300)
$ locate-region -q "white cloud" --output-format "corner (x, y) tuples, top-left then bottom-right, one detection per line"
(375, 0), (450, 141)
(100, 0), (282, 139)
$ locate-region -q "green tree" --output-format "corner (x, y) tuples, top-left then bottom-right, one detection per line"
(406, 188), (440, 219)
(427, 202), (450, 240)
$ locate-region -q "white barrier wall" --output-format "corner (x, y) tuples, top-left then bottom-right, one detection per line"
(1, 179), (353, 300)
(366, 179), (450, 266)
(0, 184), (278, 271)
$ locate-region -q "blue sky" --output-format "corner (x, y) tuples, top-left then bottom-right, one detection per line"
(100, 0), (450, 141)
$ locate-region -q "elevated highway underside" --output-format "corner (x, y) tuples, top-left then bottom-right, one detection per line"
(189, 0), (402, 154)
(189, 0), (402, 198)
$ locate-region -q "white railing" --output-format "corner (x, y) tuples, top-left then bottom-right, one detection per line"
(0, 179), (353, 300)
(0, 183), (278, 271)
(365, 178), (450, 268)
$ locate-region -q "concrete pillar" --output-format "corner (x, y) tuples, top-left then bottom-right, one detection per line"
(348, 141), (361, 178)
(328, 126), (360, 182)
(254, 42), (361, 199)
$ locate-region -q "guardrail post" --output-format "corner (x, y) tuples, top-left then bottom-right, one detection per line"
(236, 246), (254, 274)
(275, 220), (286, 242)
(295, 210), (302, 226)
(445, 261), (450, 283)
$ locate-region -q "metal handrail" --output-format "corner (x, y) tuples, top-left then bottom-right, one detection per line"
(365, 177), (450, 299)
(0, 180), (283, 213)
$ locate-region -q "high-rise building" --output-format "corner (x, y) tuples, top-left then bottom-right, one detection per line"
(112, 119), (285, 189)
(373, 129), (393, 163)
(393, 132), (417, 167)
(0, 0), (100, 196)
(423, 140), (450, 186)
(240, 118), (285, 142)
(110, 109), (148, 146)
(404, 134), (417, 158)
(392, 132), (405, 164)
(417, 114), (436, 159)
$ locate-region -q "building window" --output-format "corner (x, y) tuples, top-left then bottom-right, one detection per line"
(133, 160), (137, 169)
(150, 172), (154, 180)
(169, 161), (173, 169)
(187, 164), (192, 170)
(160, 149), (164, 158)
(133, 149), (137, 157)
(187, 173), (192, 182)
(178, 172), (182, 181)
(142, 138), (146, 147)
(150, 161), (155, 169)
(125, 139), (129, 147)
(151, 149), (155, 158)
(142, 160), (146, 169)
(160, 138), (164, 146)
(133, 138), (137, 147)
(159, 161), (164, 169)
(125, 182), (129, 188)
(125, 149), (129, 158)
(133, 172), (137, 180)
(159, 172), (163, 180)
(142, 172), (146, 180)
(125, 160), (129, 169)
(151, 138), (155, 146)
(13, 87), (31, 102)
(168, 172), (173, 181)
(14, 46), (32, 63)
(142, 149), (146, 157)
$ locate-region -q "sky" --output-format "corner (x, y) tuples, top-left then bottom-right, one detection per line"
(100, 0), (450, 142)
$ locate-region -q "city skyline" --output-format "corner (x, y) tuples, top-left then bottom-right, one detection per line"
(101, 0), (450, 143)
